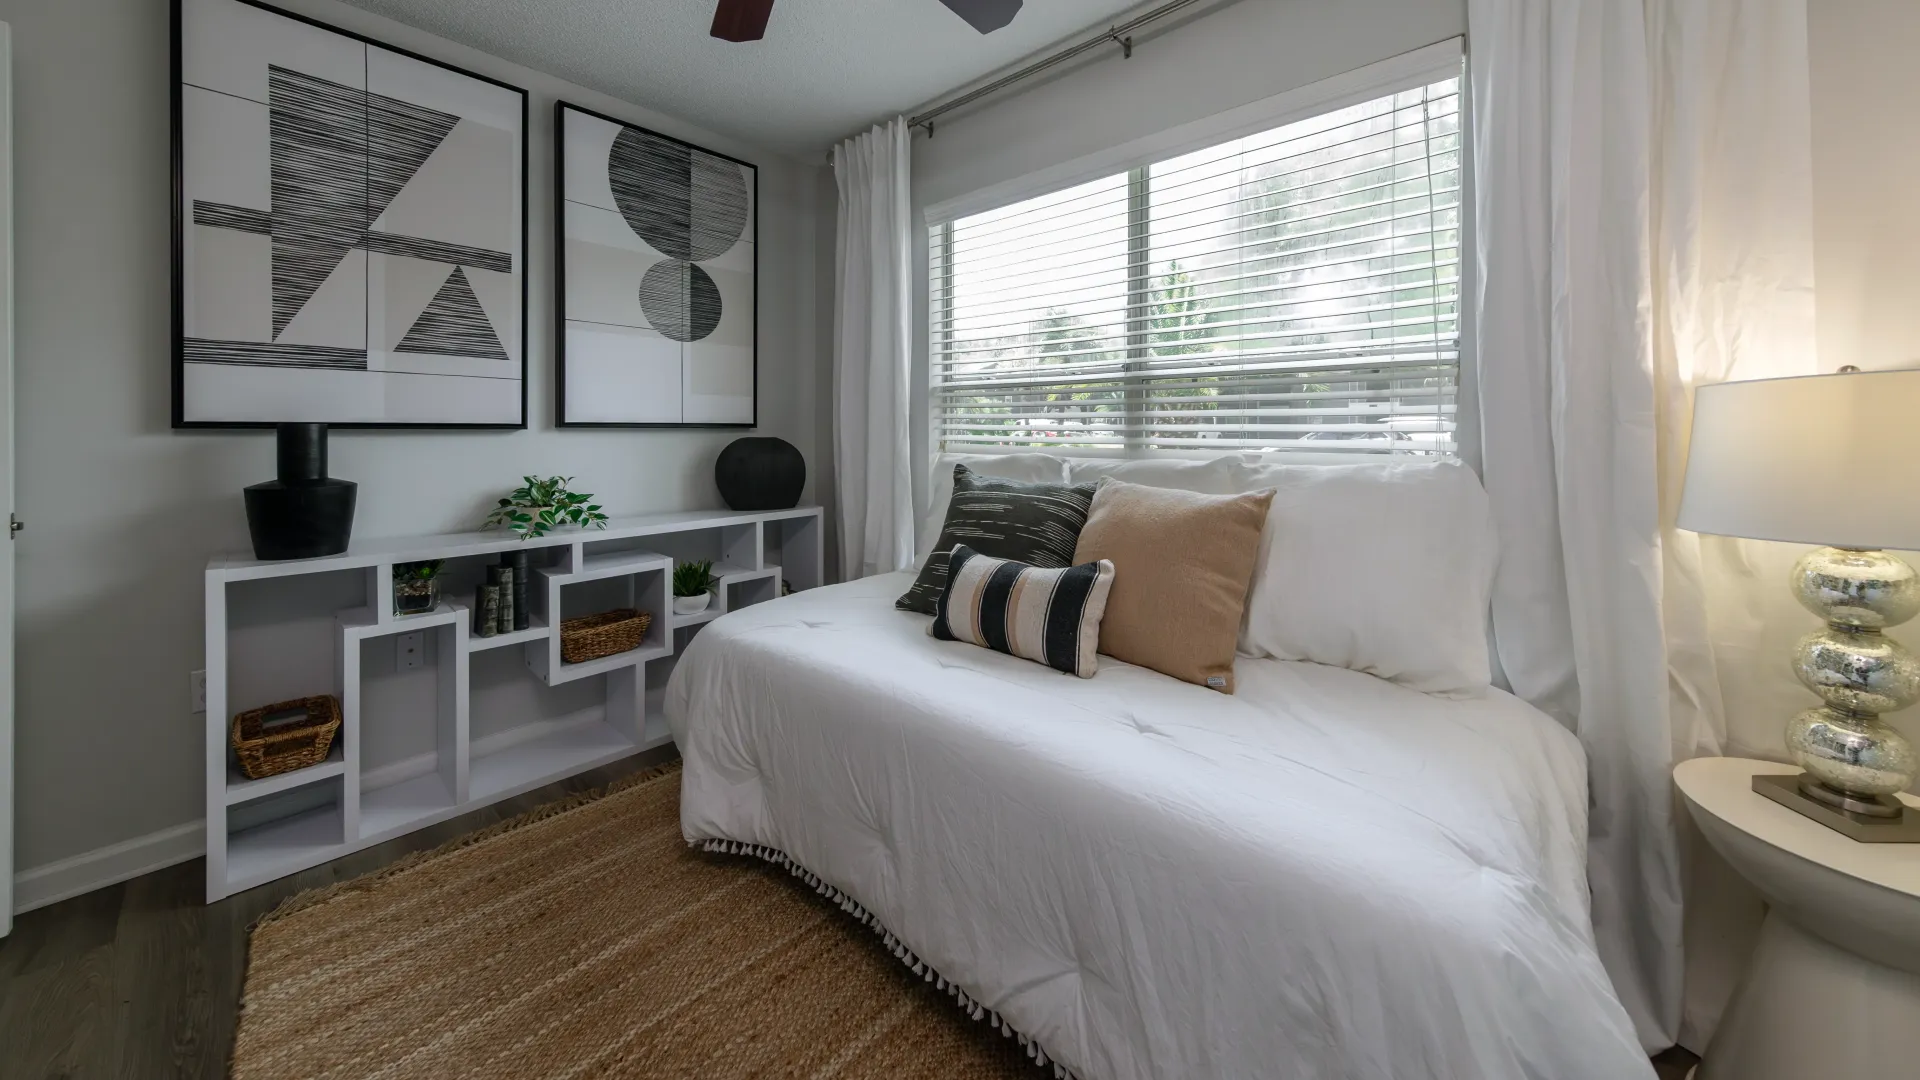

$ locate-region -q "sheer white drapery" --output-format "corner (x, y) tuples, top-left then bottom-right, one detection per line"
(833, 119), (916, 580)
(1469, 0), (1816, 1051)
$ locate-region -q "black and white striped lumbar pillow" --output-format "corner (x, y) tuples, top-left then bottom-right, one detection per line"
(930, 544), (1116, 678)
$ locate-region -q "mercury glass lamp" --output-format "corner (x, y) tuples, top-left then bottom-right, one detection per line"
(1678, 369), (1920, 840)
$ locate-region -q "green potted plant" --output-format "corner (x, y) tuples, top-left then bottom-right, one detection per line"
(673, 559), (718, 616)
(484, 476), (609, 541)
(393, 559), (444, 616)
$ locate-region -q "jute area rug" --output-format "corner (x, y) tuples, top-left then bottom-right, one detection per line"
(234, 765), (1049, 1080)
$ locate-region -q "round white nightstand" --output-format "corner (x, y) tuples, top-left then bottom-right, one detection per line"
(1674, 757), (1920, 1079)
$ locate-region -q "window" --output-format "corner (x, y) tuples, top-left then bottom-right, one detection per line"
(929, 73), (1462, 457)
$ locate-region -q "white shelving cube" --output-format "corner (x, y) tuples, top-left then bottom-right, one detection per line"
(202, 506), (824, 902)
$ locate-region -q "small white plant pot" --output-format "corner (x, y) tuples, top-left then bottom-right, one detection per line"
(673, 592), (712, 616)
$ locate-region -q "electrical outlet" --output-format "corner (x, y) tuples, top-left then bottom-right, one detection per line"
(397, 631), (425, 671)
(189, 669), (206, 713)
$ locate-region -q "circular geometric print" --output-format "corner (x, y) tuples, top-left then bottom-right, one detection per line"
(638, 260), (722, 343)
(609, 128), (749, 262)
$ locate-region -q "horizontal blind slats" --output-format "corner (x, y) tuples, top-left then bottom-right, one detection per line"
(932, 213), (1462, 314)
(932, 75), (1461, 455)
(937, 346), (1459, 385)
(936, 152), (1459, 265)
(931, 171), (1462, 292)
(933, 282), (1462, 358)
(940, 89), (1461, 245)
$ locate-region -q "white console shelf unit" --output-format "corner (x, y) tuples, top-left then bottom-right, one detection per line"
(203, 505), (822, 902)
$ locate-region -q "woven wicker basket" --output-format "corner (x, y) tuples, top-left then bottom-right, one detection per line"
(230, 695), (342, 780)
(560, 608), (653, 665)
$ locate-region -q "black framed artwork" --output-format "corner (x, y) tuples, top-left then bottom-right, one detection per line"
(171, 0), (528, 428)
(556, 101), (758, 427)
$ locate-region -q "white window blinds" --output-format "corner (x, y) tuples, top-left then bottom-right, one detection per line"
(930, 73), (1462, 456)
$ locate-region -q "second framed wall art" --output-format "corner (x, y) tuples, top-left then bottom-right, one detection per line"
(556, 102), (758, 427)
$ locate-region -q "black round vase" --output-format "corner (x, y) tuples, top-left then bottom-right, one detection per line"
(244, 423), (357, 560)
(715, 437), (805, 511)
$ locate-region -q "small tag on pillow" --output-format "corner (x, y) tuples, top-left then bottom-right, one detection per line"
(1206, 675), (1227, 689)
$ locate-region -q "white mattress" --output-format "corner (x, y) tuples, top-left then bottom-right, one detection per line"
(666, 574), (1651, 1080)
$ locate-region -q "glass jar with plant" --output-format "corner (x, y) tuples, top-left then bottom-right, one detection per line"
(673, 559), (718, 616)
(484, 476), (610, 540)
(393, 559), (444, 616)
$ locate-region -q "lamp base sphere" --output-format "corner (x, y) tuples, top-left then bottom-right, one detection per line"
(1791, 625), (1920, 715)
(1787, 705), (1915, 804)
(1791, 546), (1920, 629)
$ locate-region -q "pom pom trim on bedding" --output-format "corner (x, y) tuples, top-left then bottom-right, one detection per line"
(700, 837), (1081, 1079)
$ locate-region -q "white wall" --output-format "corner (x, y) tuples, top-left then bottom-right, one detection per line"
(1812, 0), (1920, 373)
(0, 0), (833, 881)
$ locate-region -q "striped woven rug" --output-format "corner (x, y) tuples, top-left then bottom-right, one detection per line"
(234, 765), (1049, 1080)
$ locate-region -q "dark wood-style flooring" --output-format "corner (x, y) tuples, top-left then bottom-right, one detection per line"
(0, 746), (1701, 1078)
(0, 748), (677, 1078)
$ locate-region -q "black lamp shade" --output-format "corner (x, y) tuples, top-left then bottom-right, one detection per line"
(715, 437), (805, 511)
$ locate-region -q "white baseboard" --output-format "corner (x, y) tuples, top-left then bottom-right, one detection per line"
(12, 819), (205, 915)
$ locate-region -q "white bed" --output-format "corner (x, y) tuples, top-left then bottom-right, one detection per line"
(666, 571), (1652, 1080)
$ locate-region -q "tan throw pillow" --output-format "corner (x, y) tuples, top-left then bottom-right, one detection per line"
(1071, 479), (1274, 693)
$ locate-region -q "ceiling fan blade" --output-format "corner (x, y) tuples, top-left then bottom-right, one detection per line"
(711, 0), (776, 42)
(936, 0), (1024, 35)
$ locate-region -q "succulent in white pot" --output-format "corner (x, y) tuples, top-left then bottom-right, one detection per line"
(673, 559), (717, 615)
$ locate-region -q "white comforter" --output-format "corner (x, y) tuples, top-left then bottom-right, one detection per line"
(665, 574), (1651, 1080)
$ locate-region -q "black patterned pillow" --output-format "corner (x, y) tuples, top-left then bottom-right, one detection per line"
(896, 465), (1099, 615)
(931, 546), (1116, 677)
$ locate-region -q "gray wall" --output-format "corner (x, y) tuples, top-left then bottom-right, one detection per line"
(0, 0), (834, 874)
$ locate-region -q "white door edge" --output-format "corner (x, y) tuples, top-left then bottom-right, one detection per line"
(1, 20), (17, 936)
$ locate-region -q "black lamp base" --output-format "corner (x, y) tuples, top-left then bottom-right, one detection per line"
(244, 422), (357, 560)
(244, 480), (357, 560)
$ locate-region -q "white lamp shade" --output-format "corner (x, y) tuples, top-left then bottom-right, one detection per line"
(1678, 370), (1920, 549)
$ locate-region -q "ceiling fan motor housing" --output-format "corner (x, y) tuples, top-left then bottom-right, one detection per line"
(710, 0), (1024, 42)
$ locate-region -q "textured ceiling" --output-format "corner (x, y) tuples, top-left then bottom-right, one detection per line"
(338, 0), (1156, 157)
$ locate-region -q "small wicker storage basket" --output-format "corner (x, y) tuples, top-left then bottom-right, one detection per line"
(230, 695), (342, 780)
(560, 608), (653, 664)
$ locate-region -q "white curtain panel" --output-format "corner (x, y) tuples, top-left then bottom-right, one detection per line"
(832, 119), (916, 580)
(1469, 0), (1816, 1053)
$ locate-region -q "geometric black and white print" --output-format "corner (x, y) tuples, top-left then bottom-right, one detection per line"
(174, 0), (526, 427)
(636, 260), (722, 343)
(557, 101), (756, 427)
(396, 268), (511, 361)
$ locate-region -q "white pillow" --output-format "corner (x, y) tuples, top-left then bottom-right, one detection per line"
(918, 453), (1069, 559)
(1064, 454), (1250, 494)
(1236, 459), (1498, 695)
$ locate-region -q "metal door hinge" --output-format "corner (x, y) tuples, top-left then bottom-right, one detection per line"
(8, 514), (20, 538)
